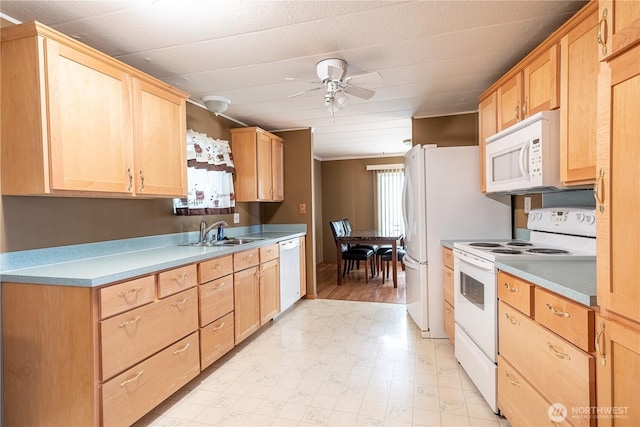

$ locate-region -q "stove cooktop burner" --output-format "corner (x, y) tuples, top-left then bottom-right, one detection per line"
(491, 249), (523, 254)
(506, 242), (533, 247)
(525, 248), (570, 255)
(470, 242), (502, 248)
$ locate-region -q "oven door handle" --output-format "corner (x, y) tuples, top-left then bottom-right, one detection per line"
(454, 249), (494, 271)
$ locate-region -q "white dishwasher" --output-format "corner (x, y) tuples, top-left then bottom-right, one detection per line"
(279, 238), (301, 313)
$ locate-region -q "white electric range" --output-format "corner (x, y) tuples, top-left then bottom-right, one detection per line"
(451, 207), (596, 413)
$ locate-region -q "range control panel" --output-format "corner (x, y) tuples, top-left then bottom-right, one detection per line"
(527, 207), (596, 237)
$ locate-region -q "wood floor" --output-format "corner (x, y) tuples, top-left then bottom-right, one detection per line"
(315, 262), (406, 304)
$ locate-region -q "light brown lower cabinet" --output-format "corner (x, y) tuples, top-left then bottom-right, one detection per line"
(594, 315), (640, 427)
(498, 355), (572, 427)
(442, 247), (455, 343)
(200, 312), (235, 370)
(497, 269), (596, 427)
(102, 332), (200, 427)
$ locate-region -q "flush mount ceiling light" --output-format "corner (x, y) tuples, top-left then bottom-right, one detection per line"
(202, 95), (231, 116)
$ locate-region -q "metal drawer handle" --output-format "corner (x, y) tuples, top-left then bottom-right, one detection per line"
(173, 343), (190, 355)
(118, 315), (142, 328)
(118, 287), (142, 297)
(212, 282), (226, 291)
(171, 297), (190, 307)
(504, 283), (519, 293)
(211, 263), (225, 270)
(120, 370), (143, 387)
(547, 342), (571, 360)
(504, 313), (519, 325)
(595, 321), (606, 367)
(546, 303), (570, 318)
(172, 272), (188, 283)
(139, 170), (145, 192)
(212, 322), (226, 331)
(126, 168), (133, 192)
(505, 371), (520, 387)
(594, 168), (605, 213)
(597, 8), (608, 56)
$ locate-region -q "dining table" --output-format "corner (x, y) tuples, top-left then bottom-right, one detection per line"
(336, 230), (404, 288)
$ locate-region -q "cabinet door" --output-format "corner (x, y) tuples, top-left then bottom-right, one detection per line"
(233, 266), (260, 344)
(132, 78), (187, 197)
(46, 38), (134, 193)
(496, 73), (522, 131)
(271, 137), (284, 201)
(256, 131), (273, 200)
(478, 92), (497, 192)
(598, 0), (640, 61)
(594, 316), (640, 427)
(596, 45), (640, 323)
(260, 258), (280, 325)
(560, 10), (599, 185)
(523, 44), (560, 117)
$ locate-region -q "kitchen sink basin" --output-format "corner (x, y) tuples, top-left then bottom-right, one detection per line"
(179, 237), (265, 247)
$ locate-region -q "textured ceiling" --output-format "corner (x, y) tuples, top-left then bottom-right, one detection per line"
(1, 0), (587, 160)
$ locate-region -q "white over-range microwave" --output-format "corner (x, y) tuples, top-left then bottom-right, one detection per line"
(485, 110), (563, 194)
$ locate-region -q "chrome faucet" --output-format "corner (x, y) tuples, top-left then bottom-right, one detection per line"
(199, 220), (228, 243)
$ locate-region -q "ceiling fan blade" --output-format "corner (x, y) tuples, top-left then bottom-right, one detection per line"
(344, 71), (382, 84)
(288, 85), (324, 98)
(285, 77), (322, 84)
(327, 64), (345, 81)
(344, 85), (375, 100)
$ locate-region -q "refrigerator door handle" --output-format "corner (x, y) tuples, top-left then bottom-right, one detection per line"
(402, 254), (422, 270)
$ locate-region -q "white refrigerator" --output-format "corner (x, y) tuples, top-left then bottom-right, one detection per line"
(402, 145), (511, 338)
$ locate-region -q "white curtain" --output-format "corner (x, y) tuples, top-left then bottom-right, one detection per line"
(374, 167), (405, 236)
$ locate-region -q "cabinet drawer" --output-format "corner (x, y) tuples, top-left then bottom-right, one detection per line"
(499, 301), (594, 427)
(234, 248), (259, 271)
(443, 266), (454, 306)
(442, 247), (454, 270)
(157, 264), (197, 298)
(200, 312), (234, 370)
(535, 287), (594, 352)
(198, 255), (233, 284)
(498, 355), (572, 427)
(100, 287), (198, 380)
(99, 275), (156, 319)
(443, 300), (454, 342)
(199, 274), (234, 327)
(102, 332), (200, 427)
(259, 243), (279, 263)
(497, 271), (534, 316)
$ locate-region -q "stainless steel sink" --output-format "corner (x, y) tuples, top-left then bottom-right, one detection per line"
(179, 237), (265, 247)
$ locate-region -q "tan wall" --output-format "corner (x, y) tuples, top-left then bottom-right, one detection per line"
(412, 113), (478, 147)
(262, 128), (316, 296)
(320, 156), (404, 264)
(0, 102), (261, 252)
(513, 194), (542, 231)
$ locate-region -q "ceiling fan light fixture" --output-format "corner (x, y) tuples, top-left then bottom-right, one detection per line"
(333, 90), (349, 108)
(202, 95), (231, 115)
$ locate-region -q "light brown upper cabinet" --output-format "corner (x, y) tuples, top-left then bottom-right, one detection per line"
(597, 0), (640, 61)
(0, 22), (188, 197)
(497, 45), (560, 131)
(477, 92), (498, 192)
(560, 5), (599, 185)
(231, 127), (284, 202)
(595, 41), (640, 326)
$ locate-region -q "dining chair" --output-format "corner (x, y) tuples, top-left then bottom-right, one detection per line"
(342, 218), (378, 270)
(329, 220), (375, 282)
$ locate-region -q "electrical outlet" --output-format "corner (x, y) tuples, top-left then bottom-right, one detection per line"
(299, 203), (306, 214)
(524, 197), (531, 214)
(233, 213), (240, 223)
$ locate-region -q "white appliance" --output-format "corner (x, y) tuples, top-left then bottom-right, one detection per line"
(401, 144), (511, 338)
(278, 238), (301, 313)
(453, 207), (596, 413)
(485, 110), (562, 194)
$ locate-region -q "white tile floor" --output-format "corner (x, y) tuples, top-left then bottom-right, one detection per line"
(135, 299), (511, 427)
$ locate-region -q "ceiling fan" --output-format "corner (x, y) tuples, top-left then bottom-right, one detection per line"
(287, 58), (382, 120)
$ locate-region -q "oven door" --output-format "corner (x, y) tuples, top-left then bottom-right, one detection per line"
(454, 248), (497, 362)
